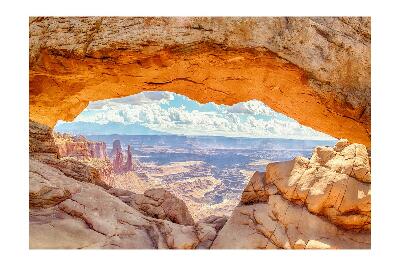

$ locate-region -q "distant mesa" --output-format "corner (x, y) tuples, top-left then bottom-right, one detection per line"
(53, 132), (136, 176)
(53, 132), (108, 160)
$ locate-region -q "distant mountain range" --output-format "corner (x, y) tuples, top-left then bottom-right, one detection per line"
(55, 121), (337, 150)
(86, 134), (337, 151)
(55, 121), (168, 136)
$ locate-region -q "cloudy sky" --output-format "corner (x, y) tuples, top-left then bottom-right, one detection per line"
(56, 91), (334, 140)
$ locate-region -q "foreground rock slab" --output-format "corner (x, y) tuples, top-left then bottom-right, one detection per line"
(30, 159), (202, 249)
(29, 120), (223, 249)
(212, 140), (371, 249)
(108, 187), (195, 226)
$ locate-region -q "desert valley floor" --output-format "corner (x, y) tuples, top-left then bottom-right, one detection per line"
(76, 134), (336, 219)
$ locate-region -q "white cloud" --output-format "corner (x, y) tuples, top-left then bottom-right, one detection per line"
(227, 100), (276, 117)
(87, 91), (174, 110)
(74, 93), (334, 140)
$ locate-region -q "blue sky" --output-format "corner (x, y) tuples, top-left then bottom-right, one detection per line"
(55, 91), (334, 140)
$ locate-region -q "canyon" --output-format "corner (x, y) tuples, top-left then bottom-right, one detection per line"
(29, 120), (370, 249)
(30, 120), (228, 248)
(50, 132), (242, 220)
(29, 17), (371, 249)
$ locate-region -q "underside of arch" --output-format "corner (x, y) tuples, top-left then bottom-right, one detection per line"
(29, 17), (371, 146)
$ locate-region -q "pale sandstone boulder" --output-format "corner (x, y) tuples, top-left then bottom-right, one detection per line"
(241, 171), (278, 204)
(198, 215), (228, 232)
(212, 140), (371, 249)
(108, 188), (227, 248)
(29, 121), (202, 249)
(305, 240), (332, 249)
(42, 157), (111, 190)
(212, 195), (370, 249)
(311, 139), (371, 183)
(108, 186), (228, 248)
(194, 215), (228, 249)
(30, 207), (107, 249)
(29, 162), (79, 208)
(195, 223), (218, 249)
(108, 188), (195, 226)
(139, 188), (195, 226)
(29, 159), (200, 249)
(106, 187), (137, 204)
(255, 141), (371, 230)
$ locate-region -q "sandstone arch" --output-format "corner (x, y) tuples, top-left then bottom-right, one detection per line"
(29, 17), (371, 146)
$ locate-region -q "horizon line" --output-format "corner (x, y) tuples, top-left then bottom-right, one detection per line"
(56, 131), (337, 142)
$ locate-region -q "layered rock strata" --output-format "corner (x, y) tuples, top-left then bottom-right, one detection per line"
(30, 158), (200, 249)
(54, 133), (108, 160)
(30, 120), (110, 190)
(111, 141), (135, 173)
(29, 120), (371, 249)
(112, 148), (124, 173)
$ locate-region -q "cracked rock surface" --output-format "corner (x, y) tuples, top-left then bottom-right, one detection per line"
(30, 158), (199, 249)
(108, 187), (195, 226)
(212, 140), (371, 249)
(29, 17), (370, 146)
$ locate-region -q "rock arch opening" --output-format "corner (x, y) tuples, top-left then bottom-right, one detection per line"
(29, 17), (370, 147)
(29, 17), (371, 249)
(53, 91), (336, 219)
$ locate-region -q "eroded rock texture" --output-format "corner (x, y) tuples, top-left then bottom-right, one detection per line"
(108, 188), (195, 226)
(29, 120), (371, 249)
(29, 120), (224, 249)
(30, 159), (200, 249)
(125, 145), (134, 172)
(52, 132), (114, 185)
(30, 120), (110, 190)
(29, 17), (371, 146)
(212, 140), (371, 249)
(195, 215), (228, 249)
(54, 133), (108, 160)
(109, 140), (136, 174)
